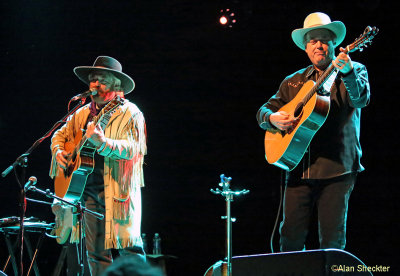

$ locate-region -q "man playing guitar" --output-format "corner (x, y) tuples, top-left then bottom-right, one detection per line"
(257, 12), (370, 251)
(49, 56), (147, 275)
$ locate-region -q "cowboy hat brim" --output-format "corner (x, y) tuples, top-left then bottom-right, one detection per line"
(291, 21), (346, 50)
(74, 66), (135, 94)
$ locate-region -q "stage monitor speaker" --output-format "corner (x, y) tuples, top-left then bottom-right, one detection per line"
(205, 249), (372, 276)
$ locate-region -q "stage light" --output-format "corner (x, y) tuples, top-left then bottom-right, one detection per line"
(219, 8), (237, 28)
(220, 15), (228, 25)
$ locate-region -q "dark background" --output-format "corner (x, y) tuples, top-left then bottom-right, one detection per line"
(0, 0), (398, 275)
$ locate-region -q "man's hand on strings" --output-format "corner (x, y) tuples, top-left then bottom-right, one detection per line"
(86, 122), (106, 148)
(56, 150), (70, 170)
(270, 111), (296, 131)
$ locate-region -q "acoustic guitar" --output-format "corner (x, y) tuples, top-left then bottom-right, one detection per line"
(264, 26), (378, 171)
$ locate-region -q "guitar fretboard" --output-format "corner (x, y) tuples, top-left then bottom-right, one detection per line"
(73, 96), (123, 155)
(303, 64), (338, 104)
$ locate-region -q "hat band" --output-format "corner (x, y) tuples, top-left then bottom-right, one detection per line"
(306, 23), (326, 28)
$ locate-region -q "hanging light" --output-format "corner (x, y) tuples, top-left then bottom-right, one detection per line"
(218, 8), (237, 28)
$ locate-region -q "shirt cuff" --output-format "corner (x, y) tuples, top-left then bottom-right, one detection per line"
(96, 141), (106, 152)
(96, 138), (113, 156)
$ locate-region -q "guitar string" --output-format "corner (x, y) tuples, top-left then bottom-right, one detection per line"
(76, 98), (121, 151)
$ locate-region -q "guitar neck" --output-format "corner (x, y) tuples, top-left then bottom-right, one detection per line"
(73, 96), (122, 155)
(76, 113), (110, 151)
(304, 63), (337, 104)
(302, 25), (379, 105)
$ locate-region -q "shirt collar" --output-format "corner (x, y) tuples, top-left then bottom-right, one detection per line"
(306, 66), (317, 79)
(89, 101), (103, 116)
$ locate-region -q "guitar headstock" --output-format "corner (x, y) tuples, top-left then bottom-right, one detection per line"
(91, 96), (125, 125)
(103, 95), (125, 113)
(346, 26), (379, 53)
(111, 95), (125, 106)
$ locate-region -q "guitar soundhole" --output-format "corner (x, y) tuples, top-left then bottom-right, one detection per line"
(294, 102), (304, 118)
(63, 163), (74, 178)
(286, 102), (304, 134)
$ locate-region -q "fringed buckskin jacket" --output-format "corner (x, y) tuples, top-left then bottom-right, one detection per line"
(49, 99), (147, 249)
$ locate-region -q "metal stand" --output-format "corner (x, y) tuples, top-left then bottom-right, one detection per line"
(1, 219), (54, 276)
(26, 184), (103, 276)
(211, 174), (249, 276)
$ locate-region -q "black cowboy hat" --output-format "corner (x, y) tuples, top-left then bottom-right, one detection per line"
(74, 56), (135, 94)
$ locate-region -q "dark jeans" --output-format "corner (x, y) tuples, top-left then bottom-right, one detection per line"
(279, 173), (356, 252)
(66, 241), (90, 276)
(64, 190), (108, 276)
(83, 192), (145, 276)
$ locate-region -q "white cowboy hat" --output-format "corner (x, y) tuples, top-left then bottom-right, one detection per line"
(291, 12), (346, 50)
(74, 56), (135, 94)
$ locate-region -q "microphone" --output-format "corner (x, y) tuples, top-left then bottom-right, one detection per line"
(71, 88), (98, 101)
(24, 176), (37, 191)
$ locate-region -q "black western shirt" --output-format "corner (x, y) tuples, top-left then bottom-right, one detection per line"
(256, 62), (370, 179)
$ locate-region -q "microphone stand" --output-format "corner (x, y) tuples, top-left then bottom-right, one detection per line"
(26, 184), (104, 276)
(211, 174), (249, 276)
(1, 97), (88, 276)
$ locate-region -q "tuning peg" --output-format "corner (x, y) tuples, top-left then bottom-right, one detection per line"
(364, 26), (371, 34)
